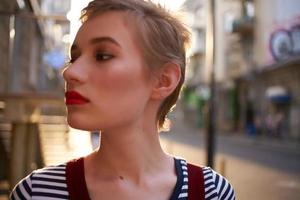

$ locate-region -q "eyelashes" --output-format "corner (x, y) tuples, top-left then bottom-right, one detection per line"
(66, 52), (114, 65)
(65, 58), (74, 65)
(95, 52), (114, 61)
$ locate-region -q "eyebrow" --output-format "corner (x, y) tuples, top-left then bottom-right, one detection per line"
(90, 37), (121, 47)
(70, 36), (121, 52)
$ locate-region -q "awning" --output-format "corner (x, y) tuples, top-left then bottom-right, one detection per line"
(266, 86), (291, 103)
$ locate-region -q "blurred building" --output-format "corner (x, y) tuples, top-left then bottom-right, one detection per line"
(184, 0), (300, 140)
(0, 0), (70, 195)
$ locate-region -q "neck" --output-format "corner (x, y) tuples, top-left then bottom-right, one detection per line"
(87, 121), (172, 183)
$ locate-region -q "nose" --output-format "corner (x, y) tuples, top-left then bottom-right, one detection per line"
(62, 61), (87, 85)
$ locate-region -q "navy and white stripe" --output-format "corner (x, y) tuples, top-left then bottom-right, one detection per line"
(11, 164), (69, 200)
(202, 166), (235, 200)
(10, 158), (235, 200)
(178, 159), (188, 199)
(175, 158), (235, 200)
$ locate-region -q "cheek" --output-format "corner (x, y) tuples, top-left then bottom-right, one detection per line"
(90, 67), (149, 95)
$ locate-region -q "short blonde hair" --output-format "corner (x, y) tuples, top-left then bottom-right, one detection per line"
(81, 0), (190, 130)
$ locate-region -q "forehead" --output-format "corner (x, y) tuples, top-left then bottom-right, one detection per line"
(73, 11), (137, 47)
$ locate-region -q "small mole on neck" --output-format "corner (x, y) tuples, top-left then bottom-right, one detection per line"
(119, 176), (124, 180)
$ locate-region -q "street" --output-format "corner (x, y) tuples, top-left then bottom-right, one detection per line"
(160, 111), (300, 200)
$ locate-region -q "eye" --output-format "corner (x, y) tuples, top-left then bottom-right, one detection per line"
(64, 58), (74, 68)
(66, 58), (75, 64)
(67, 52), (79, 64)
(95, 52), (113, 61)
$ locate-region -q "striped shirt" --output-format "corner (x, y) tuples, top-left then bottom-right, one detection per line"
(10, 158), (235, 200)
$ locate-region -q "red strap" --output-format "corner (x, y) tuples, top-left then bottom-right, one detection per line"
(66, 157), (90, 200)
(187, 163), (205, 200)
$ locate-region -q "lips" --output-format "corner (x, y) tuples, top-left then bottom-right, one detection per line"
(65, 91), (90, 105)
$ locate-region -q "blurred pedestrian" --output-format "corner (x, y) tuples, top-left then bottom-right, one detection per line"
(274, 111), (284, 138)
(246, 101), (256, 136)
(11, 0), (235, 199)
(254, 112), (263, 136)
(265, 112), (275, 136)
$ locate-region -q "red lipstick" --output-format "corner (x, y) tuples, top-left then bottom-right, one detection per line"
(65, 91), (90, 105)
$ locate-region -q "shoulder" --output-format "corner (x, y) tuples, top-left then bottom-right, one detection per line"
(179, 158), (235, 200)
(10, 163), (69, 200)
(10, 173), (33, 200)
(202, 167), (235, 200)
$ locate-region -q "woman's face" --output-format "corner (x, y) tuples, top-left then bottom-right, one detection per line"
(63, 11), (154, 131)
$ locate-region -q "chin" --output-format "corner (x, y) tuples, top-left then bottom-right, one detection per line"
(66, 116), (95, 131)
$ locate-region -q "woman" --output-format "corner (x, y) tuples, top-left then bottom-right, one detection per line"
(11, 0), (235, 199)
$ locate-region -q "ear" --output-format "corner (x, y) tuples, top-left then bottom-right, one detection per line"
(151, 62), (181, 100)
